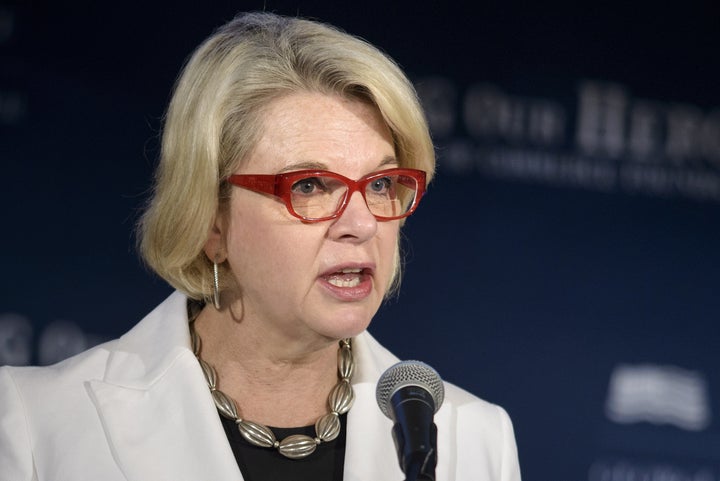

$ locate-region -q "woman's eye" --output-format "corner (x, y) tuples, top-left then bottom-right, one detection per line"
(292, 177), (325, 195)
(369, 177), (393, 194)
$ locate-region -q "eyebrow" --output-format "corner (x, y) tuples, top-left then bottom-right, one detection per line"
(378, 155), (399, 168)
(278, 156), (398, 174)
(278, 161), (329, 173)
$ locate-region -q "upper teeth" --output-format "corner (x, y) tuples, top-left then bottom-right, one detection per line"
(340, 268), (362, 273)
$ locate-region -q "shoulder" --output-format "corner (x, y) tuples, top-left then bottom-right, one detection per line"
(0, 290), (188, 405)
(439, 382), (521, 481)
(357, 331), (517, 446)
(346, 331), (521, 480)
(1, 339), (117, 394)
(0, 292), (191, 481)
(0, 341), (121, 481)
(443, 381), (515, 435)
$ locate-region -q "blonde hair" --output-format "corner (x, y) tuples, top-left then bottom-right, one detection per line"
(137, 12), (435, 299)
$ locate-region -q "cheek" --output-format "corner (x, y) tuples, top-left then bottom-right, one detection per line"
(377, 223), (401, 281)
(224, 211), (323, 287)
(228, 224), (293, 270)
(225, 194), (292, 257)
(223, 206), (279, 278)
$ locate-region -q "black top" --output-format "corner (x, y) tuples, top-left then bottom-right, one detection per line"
(219, 412), (347, 481)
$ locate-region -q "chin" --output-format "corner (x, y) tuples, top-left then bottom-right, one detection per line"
(319, 308), (376, 341)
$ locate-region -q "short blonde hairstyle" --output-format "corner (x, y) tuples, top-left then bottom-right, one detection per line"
(138, 12), (435, 300)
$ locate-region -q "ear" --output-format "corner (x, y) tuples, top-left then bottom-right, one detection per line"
(203, 211), (227, 263)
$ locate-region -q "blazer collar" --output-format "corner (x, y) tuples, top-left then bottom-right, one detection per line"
(87, 291), (243, 481)
(102, 290), (193, 388)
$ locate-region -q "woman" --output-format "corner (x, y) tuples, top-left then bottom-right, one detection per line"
(0, 12), (520, 481)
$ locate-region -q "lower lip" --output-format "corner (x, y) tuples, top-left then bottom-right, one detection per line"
(319, 275), (374, 301)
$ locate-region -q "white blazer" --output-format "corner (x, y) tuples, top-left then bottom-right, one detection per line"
(0, 291), (520, 481)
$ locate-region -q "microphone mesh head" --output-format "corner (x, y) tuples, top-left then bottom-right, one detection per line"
(376, 360), (445, 419)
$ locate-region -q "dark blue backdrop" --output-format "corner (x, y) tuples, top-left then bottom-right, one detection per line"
(2, 1), (719, 479)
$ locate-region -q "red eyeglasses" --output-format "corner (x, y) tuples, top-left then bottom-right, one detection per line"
(227, 168), (426, 222)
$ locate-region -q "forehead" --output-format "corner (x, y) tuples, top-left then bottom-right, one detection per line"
(242, 92), (396, 175)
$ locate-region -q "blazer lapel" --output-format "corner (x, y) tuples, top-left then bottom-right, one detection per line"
(86, 292), (243, 481)
(344, 381), (402, 481)
(434, 401), (453, 480)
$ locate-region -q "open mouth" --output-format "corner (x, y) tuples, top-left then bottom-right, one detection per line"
(325, 268), (366, 288)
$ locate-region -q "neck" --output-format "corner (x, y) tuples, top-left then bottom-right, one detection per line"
(193, 303), (342, 427)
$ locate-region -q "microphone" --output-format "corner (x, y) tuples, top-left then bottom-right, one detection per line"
(376, 361), (445, 481)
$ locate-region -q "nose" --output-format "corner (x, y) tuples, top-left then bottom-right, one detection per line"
(328, 191), (378, 242)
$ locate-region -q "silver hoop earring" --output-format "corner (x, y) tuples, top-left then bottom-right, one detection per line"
(212, 260), (221, 310)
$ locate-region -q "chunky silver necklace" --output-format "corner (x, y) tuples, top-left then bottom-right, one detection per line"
(188, 302), (355, 459)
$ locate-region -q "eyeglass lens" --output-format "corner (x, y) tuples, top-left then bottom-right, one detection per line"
(289, 173), (418, 220)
